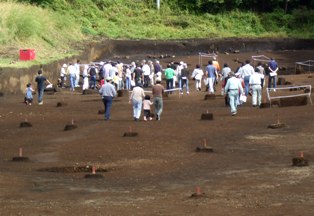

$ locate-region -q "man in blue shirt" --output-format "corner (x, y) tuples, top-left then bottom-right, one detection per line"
(205, 60), (218, 94)
(99, 77), (117, 120)
(268, 58), (278, 91)
(35, 70), (51, 105)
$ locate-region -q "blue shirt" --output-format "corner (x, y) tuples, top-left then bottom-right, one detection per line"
(99, 82), (117, 97)
(206, 65), (216, 78)
(268, 60), (278, 71)
(35, 75), (47, 90)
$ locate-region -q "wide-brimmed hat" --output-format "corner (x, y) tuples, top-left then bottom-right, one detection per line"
(106, 77), (113, 81)
(62, 64), (67, 67)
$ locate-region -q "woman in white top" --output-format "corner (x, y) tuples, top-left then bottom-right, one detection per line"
(60, 64), (67, 88)
(129, 83), (145, 121)
(191, 64), (204, 91)
(82, 65), (89, 91)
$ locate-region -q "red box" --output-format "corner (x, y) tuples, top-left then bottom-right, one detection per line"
(19, 49), (36, 61)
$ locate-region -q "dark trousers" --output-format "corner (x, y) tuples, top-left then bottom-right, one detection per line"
(166, 78), (173, 94)
(144, 75), (150, 87)
(102, 96), (113, 120)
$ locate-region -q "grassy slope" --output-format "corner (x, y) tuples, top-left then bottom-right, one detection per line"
(0, 0), (313, 68)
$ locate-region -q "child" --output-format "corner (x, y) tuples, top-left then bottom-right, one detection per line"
(24, 83), (34, 105)
(143, 95), (153, 121)
(113, 72), (119, 89)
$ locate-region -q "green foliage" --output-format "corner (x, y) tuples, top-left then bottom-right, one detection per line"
(0, 0), (313, 67)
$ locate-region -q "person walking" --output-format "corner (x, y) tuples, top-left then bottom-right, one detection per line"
(249, 69), (264, 107)
(224, 72), (244, 116)
(129, 83), (145, 121)
(74, 59), (81, 87)
(35, 69), (51, 105)
(143, 95), (153, 121)
(239, 60), (254, 96)
(205, 60), (218, 94)
(268, 58), (279, 91)
(24, 83), (34, 105)
(191, 64), (204, 91)
(60, 64), (67, 88)
(180, 63), (190, 95)
(152, 80), (165, 120)
(68, 62), (76, 91)
(99, 77), (117, 120)
(164, 64), (175, 94)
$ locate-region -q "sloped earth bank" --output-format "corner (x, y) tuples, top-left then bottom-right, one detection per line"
(1, 42), (314, 215)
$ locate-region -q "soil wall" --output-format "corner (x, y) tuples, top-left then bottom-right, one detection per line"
(0, 38), (313, 94)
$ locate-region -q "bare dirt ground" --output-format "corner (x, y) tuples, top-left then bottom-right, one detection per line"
(1, 49), (314, 216)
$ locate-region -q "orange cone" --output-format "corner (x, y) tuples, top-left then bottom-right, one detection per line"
(19, 147), (23, 157)
(300, 151), (304, 158)
(195, 186), (201, 195)
(92, 166), (96, 174)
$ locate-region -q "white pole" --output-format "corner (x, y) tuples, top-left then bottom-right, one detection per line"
(157, 0), (160, 10)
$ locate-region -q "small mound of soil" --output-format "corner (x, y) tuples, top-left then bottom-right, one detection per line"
(98, 109), (105, 114)
(56, 102), (67, 107)
(292, 157), (309, 167)
(64, 124), (77, 131)
(259, 103), (270, 108)
(267, 123), (286, 129)
(123, 132), (138, 137)
(0, 92), (4, 97)
(196, 146), (214, 153)
(84, 174), (104, 179)
(12, 156), (30, 162)
(117, 90), (128, 97)
(44, 88), (57, 95)
(201, 113), (213, 120)
(204, 94), (216, 100)
(190, 192), (206, 199)
(20, 122), (32, 128)
(83, 89), (97, 95)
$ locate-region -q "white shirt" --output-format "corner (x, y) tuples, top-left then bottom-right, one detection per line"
(142, 64), (151, 76)
(129, 86), (145, 102)
(191, 68), (204, 80)
(240, 64), (254, 78)
(225, 77), (243, 93)
(249, 72), (264, 85)
(68, 65), (76, 76)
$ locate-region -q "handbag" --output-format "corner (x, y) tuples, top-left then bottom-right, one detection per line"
(240, 94), (247, 103)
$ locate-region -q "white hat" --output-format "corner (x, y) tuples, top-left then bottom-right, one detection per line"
(99, 61), (104, 65)
(180, 61), (184, 65)
(106, 77), (113, 81)
(62, 64), (67, 67)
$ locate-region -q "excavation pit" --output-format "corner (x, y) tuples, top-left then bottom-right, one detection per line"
(292, 157), (309, 167)
(12, 156), (30, 162)
(20, 121), (32, 128)
(64, 124), (78, 131)
(123, 132), (138, 137)
(201, 113), (213, 120)
(279, 96), (308, 107)
(37, 166), (109, 173)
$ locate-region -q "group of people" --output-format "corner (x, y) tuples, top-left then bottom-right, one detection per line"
(99, 76), (165, 121)
(24, 56), (279, 120)
(223, 58), (278, 115)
